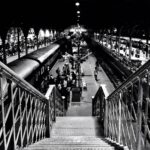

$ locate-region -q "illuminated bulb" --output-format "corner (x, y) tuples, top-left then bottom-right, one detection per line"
(75, 2), (80, 6)
(77, 11), (80, 14)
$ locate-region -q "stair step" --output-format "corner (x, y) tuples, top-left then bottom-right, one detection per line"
(24, 137), (114, 150)
(23, 117), (114, 150)
(24, 147), (114, 150)
(51, 128), (98, 136)
(33, 137), (109, 145)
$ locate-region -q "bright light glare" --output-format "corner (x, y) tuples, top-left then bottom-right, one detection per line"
(75, 2), (80, 6)
(45, 30), (50, 37)
(77, 11), (80, 14)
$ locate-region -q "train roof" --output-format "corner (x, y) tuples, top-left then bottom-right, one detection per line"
(8, 43), (60, 79)
(8, 59), (39, 79)
(24, 44), (60, 63)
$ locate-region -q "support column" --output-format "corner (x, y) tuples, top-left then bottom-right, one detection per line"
(36, 34), (39, 50)
(146, 37), (149, 59)
(17, 28), (20, 59)
(102, 34), (104, 46)
(25, 36), (28, 55)
(110, 35), (113, 50)
(129, 36), (132, 61)
(2, 38), (7, 64)
(117, 36), (121, 56)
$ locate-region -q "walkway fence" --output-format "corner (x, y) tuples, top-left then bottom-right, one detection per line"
(0, 61), (64, 150)
(93, 60), (150, 150)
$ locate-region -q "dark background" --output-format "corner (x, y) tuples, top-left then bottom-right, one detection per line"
(0, 0), (149, 30)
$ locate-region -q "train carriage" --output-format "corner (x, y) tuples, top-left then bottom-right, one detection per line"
(7, 38), (68, 93)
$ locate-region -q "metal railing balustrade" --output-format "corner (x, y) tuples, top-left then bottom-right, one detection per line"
(93, 60), (150, 150)
(0, 61), (64, 150)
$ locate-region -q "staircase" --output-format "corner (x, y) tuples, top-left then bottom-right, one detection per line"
(24, 117), (115, 150)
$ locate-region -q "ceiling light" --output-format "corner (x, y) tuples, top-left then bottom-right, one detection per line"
(75, 2), (80, 6)
(77, 11), (80, 14)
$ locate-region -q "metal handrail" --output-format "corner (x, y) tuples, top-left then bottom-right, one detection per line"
(105, 59), (150, 150)
(0, 60), (64, 150)
(108, 59), (150, 99)
(92, 39), (150, 149)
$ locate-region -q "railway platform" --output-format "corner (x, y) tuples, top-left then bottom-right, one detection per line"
(50, 53), (115, 116)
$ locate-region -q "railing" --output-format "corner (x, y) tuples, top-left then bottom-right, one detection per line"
(0, 61), (64, 150)
(104, 60), (150, 150)
(45, 85), (64, 118)
(92, 86), (105, 122)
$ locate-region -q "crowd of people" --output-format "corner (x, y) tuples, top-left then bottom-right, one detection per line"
(46, 62), (77, 110)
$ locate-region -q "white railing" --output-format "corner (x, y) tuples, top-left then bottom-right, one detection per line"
(0, 61), (64, 150)
(105, 60), (150, 150)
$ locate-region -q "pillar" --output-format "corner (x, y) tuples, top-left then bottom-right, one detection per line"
(23, 27), (29, 55)
(117, 36), (121, 56)
(2, 37), (7, 64)
(17, 28), (20, 59)
(129, 36), (132, 61)
(146, 37), (149, 59)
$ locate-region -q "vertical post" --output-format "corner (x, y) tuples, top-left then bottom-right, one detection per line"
(17, 28), (20, 59)
(0, 69), (7, 150)
(100, 87), (104, 121)
(115, 35), (118, 54)
(102, 34), (104, 46)
(118, 36), (121, 56)
(104, 99), (108, 137)
(146, 38), (149, 59)
(62, 96), (66, 116)
(144, 73), (149, 148)
(53, 86), (56, 122)
(129, 36), (132, 61)
(136, 78), (143, 150)
(36, 34), (39, 50)
(25, 36), (28, 55)
(2, 38), (7, 64)
(92, 96), (95, 116)
(118, 92), (122, 144)
(106, 34), (109, 47)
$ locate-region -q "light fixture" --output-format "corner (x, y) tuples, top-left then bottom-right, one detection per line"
(77, 15), (80, 18)
(75, 2), (80, 6)
(77, 11), (80, 14)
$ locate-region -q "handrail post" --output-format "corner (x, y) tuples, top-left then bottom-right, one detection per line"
(104, 99), (108, 137)
(100, 87), (103, 121)
(118, 92), (122, 144)
(92, 96), (95, 116)
(62, 96), (66, 116)
(0, 69), (7, 150)
(46, 99), (51, 138)
(144, 73), (149, 149)
(136, 79), (143, 150)
(53, 86), (56, 122)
